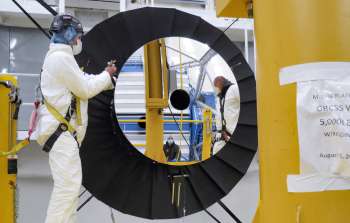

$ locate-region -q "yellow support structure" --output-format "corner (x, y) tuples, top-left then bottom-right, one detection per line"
(216, 0), (251, 18)
(118, 119), (202, 123)
(144, 39), (168, 163)
(0, 75), (18, 223)
(216, 0), (350, 222)
(201, 109), (212, 161)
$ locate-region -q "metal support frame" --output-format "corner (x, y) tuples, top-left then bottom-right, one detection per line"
(244, 28), (249, 63)
(58, 0), (65, 14)
(144, 39), (168, 163)
(120, 0), (127, 11)
(0, 75), (18, 223)
(165, 45), (200, 63)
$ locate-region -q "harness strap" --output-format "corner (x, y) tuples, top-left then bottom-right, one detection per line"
(0, 139), (30, 157)
(0, 99), (39, 157)
(219, 88), (232, 138)
(75, 96), (82, 126)
(219, 95), (231, 135)
(44, 99), (77, 134)
(42, 98), (78, 153)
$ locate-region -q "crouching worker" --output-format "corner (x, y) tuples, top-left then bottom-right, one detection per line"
(212, 76), (240, 155)
(35, 14), (117, 223)
(163, 135), (181, 162)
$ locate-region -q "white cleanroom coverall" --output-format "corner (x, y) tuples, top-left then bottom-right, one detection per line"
(35, 43), (114, 223)
(213, 84), (240, 154)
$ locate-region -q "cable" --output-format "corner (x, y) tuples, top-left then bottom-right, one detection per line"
(12, 0), (51, 39)
(217, 200), (242, 223)
(77, 195), (94, 211)
(35, 0), (58, 16)
(167, 106), (190, 147)
(223, 18), (239, 34)
(79, 189), (87, 198)
(204, 209), (221, 223)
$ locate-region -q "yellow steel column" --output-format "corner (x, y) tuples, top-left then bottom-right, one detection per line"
(0, 75), (17, 223)
(252, 1), (350, 222)
(144, 40), (167, 163)
(216, 0), (350, 222)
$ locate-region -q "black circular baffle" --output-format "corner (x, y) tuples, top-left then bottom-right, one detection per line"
(76, 7), (257, 220)
(170, 89), (190, 110)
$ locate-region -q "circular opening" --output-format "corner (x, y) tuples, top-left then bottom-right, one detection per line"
(170, 89), (190, 110)
(114, 37), (240, 165)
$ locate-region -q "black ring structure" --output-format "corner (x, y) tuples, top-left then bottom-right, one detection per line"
(76, 7), (257, 220)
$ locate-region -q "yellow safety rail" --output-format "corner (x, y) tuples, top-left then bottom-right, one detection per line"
(118, 119), (202, 123)
(118, 108), (213, 166)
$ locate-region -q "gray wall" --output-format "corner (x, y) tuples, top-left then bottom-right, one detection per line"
(0, 26), (49, 130)
(0, 26), (48, 73)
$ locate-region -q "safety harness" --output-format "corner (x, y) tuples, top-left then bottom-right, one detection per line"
(41, 95), (82, 152)
(218, 84), (233, 139)
(0, 78), (82, 156)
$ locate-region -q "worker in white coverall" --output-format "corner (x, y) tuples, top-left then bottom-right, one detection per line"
(35, 14), (117, 223)
(212, 76), (240, 154)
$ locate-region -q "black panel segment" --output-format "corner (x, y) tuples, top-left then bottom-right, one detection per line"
(211, 34), (241, 62)
(237, 102), (257, 126)
(185, 165), (224, 206)
(229, 54), (255, 82)
(216, 144), (256, 174)
(192, 20), (222, 46)
(229, 125), (258, 151)
(172, 10), (201, 38)
(238, 77), (256, 103)
(200, 157), (243, 194)
(150, 7), (177, 39)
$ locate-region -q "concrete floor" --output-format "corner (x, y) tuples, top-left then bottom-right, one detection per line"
(17, 142), (259, 223)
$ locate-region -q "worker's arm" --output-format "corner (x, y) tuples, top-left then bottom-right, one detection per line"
(57, 52), (114, 100)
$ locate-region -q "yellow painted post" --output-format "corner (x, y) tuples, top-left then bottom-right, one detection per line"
(216, 0), (251, 18)
(144, 40), (167, 163)
(0, 75), (18, 223)
(217, 0), (350, 222)
(202, 109), (212, 160)
(253, 1), (350, 222)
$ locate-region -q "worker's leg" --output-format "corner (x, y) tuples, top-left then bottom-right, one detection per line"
(45, 132), (82, 223)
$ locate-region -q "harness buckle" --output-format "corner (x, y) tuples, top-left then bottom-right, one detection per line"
(59, 123), (68, 131)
